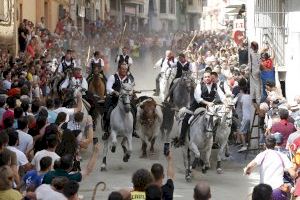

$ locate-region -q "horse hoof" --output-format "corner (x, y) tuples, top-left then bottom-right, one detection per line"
(225, 152), (230, 157)
(123, 154), (130, 162)
(111, 146), (116, 153)
(202, 168), (207, 174)
(185, 175), (192, 182)
(150, 148), (154, 153)
(100, 165), (107, 172)
(217, 168), (223, 174)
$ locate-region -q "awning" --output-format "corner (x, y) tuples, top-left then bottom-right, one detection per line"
(53, 0), (69, 6)
(225, 0), (246, 8)
(122, 0), (145, 5)
(226, 7), (241, 14)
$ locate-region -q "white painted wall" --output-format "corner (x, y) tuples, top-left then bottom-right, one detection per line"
(285, 0), (300, 100)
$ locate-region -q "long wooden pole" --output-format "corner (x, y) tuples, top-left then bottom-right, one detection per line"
(185, 31), (197, 53)
(119, 22), (127, 49)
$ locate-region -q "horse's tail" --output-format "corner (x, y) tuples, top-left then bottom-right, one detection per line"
(91, 181), (106, 200)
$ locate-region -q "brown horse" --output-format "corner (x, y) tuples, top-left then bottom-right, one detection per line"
(88, 74), (106, 100)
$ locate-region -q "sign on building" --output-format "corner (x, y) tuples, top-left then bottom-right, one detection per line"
(125, 6), (136, 15)
(233, 19), (245, 31)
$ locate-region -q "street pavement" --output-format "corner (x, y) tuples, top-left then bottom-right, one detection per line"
(79, 138), (260, 200)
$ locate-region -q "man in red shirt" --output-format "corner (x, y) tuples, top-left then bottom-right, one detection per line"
(271, 108), (296, 147)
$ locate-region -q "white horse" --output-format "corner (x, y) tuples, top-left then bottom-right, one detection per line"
(177, 106), (219, 182)
(159, 67), (176, 102)
(101, 83), (134, 171)
(136, 98), (163, 158)
(213, 99), (234, 174)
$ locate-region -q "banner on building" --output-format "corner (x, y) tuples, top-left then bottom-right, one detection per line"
(125, 6), (136, 15)
(233, 19), (245, 31)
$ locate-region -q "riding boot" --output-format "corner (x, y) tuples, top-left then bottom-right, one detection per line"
(153, 73), (161, 96)
(102, 107), (112, 140)
(131, 105), (139, 138)
(102, 115), (110, 140)
(177, 114), (191, 147)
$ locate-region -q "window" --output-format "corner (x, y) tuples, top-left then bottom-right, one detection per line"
(188, 0), (193, 5)
(0, 0), (7, 21)
(203, 0), (207, 7)
(169, 0), (175, 14)
(110, 0), (117, 10)
(160, 0), (166, 13)
(139, 5), (144, 13)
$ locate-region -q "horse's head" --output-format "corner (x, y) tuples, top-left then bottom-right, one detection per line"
(204, 106), (220, 137)
(119, 83), (134, 113)
(180, 72), (195, 91)
(215, 104), (233, 127)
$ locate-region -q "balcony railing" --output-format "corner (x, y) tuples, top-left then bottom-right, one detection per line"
(122, 0), (145, 5)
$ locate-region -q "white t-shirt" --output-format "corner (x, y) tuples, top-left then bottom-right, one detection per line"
(7, 146), (29, 168)
(254, 149), (292, 189)
(53, 107), (75, 122)
(16, 129), (33, 154)
(31, 150), (60, 171)
(36, 184), (67, 200)
(240, 94), (252, 120)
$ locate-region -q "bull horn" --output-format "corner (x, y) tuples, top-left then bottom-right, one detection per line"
(156, 103), (164, 107)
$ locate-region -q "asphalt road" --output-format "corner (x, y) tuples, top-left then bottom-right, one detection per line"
(78, 137), (260, 200)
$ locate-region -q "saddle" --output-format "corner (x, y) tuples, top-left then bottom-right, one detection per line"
(188, 107), (206, 125)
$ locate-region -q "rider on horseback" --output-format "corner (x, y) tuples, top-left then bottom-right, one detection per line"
(116, 47), (134, 82)
(153, 50), (176, 96)
(60, 66), (88, 93)
(58, 49), (76, 76)
(176, 70), (224, 147)
(165, 53), (193, 102)
(174, 53), (193, 80)
(87, 51), (106, 84)
(55, 49), (77, 94)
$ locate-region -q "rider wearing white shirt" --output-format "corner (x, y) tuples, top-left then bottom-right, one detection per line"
(57, 50), (76, 74)
(60, 67), (88, 92)
(103, 62), (134, 140)
(211, 71), (232, 102)
(153, 50), (176, 96)
(177, 71), (222, 146)
(87, 51), (106, 83)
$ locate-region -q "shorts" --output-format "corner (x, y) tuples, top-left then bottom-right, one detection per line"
(240, 119), (251, 134)
(232, 116), (241, 132)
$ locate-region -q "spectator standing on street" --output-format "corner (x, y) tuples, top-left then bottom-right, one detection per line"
(151, 150), (174, 200)
(0, 165), (22, 200)
(244, 135), (296, 191)
(251, 183), (273, 200)
(131, 168), (153, 200)
(193, 181), (211, 200)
